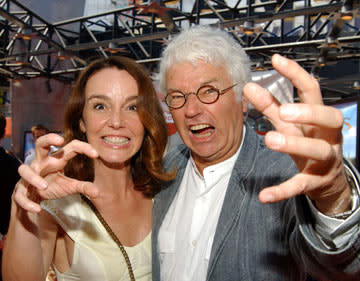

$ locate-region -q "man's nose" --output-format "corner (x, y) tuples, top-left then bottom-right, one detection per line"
(184, 93), (201, 117)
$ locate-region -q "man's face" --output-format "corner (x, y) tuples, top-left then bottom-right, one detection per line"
(166, 60), (246, 172)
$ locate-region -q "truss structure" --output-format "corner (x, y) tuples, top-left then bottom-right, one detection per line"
(0, 0), (359, 98)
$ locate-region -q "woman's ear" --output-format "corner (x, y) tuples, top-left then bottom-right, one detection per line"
(79, 119), (86, 133)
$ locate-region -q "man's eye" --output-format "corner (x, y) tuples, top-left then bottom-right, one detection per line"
(171, 93), (184, 100)
(204, 88), (217, 94)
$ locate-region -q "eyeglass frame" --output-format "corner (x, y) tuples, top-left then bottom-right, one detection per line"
(164, 83), (238, 109)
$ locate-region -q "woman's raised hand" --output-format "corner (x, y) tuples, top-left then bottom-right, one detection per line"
(13, 133), (99, 212)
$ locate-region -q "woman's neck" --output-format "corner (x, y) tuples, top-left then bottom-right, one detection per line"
(92, 160), (139, 203)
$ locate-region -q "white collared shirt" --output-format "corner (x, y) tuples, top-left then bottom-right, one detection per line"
(158, 129), (244, 281)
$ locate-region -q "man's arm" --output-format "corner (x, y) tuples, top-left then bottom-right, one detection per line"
(243, 54), (360, 279)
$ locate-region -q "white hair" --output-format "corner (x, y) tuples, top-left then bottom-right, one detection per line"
(157, 25), (251, 102)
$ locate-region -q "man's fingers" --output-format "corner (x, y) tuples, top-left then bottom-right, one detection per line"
(279, 103), (344, 129)
(243, 82), (284, 130)
(265, 131), (336, 161)
(271, 54), (323, 105)
(258, 174), (317, 203)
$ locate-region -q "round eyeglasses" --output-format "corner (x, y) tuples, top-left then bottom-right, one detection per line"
(164, 83), (238, 109)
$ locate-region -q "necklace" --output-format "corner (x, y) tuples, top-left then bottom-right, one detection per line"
(80, 194), (135, 281)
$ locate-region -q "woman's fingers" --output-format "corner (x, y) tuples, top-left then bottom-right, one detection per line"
(34, 133), (65, 161)
(12, 181), (42, 213)
(55, 140), (98, 162)
(52, 173), (99, 199)
(18, 164), (48, 190)
(31, 140), (98, 177)
(14, 139), (100, 214)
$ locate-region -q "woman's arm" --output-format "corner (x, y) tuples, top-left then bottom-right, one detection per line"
(2, 194), (58, 281)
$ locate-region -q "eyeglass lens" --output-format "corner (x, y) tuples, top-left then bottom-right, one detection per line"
(166, 85), (220, 108)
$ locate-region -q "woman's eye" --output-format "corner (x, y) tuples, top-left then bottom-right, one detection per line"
(94, 103), (105, 110)
(128, 104), (137, 111)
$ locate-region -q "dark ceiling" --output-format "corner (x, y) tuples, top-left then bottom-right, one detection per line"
(0, 0), (359, 103)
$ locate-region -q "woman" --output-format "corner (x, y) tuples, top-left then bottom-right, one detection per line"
(2, 56), (174, 281)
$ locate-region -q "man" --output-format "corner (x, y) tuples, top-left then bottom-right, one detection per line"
(24, 124), (49, 165)
(152, 26), (360, 280)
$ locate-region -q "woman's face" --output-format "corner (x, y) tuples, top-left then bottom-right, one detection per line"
(80, 67), (145, 165)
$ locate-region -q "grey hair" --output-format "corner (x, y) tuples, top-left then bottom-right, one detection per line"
(157, 25), (251, 102)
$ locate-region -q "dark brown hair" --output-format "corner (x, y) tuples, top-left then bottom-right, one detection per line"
(31, 124), (49, 136)
(63, 56), (175, 197)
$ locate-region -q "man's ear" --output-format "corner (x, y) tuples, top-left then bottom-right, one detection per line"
(79, 119), (86, 133)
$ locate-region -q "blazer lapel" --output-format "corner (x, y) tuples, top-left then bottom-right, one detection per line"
(206, 124), (260, 280)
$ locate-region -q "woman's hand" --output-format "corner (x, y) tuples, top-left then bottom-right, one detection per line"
(13, 133), (99, 213)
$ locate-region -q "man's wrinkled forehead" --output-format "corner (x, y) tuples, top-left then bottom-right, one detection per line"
(165, 58), (228, 82)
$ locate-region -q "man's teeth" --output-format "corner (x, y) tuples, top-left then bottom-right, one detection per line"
(193, 131), (212, 138)
(190, 124), (210, 131)
(190, 124), (213, 138)
(103, 136), (129, 145)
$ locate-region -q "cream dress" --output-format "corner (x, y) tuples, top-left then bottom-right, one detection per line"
(41, 194), (152, 281)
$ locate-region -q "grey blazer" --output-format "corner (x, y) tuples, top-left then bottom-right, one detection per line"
(152, 124), (360, 281)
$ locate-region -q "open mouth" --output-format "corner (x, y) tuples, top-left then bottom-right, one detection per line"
(189, 124), (214, 138)
(103, 136), (130, 145)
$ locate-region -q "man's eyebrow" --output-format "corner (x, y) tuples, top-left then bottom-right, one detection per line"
(167, 79), (219, 93)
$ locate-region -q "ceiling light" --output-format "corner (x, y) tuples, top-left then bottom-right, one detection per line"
(353, 81), (360, 90)
(325, 36), (339, 48)
(14, 56), (26, 65)
(56, 51), (69, 60)
(340, 2), (353, 21)
(104, 42), (127, 54)
(317, 57), (326, 67)
(255, 61), (265, 71)
(16, 28), (36, 40)
(243, 21), (254, 36)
